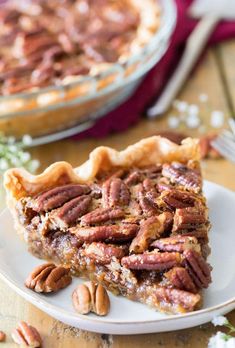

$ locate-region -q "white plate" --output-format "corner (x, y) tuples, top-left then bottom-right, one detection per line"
(0, 181), (235, 335)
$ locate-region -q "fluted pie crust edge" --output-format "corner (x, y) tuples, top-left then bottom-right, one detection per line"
(4, 136), (200, 200)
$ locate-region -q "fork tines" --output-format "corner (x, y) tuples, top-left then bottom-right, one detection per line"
(211, 131), (235, 163)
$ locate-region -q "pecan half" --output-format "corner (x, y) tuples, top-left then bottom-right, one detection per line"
(102, 178), (130, 208)
(173, 206), (207, 232)
(25, 263), (72, 293)
(121, 252), (182, 271)
(162, 162), (202, 193)
(81, 207), (125, 226)
(71, 224), (138, 243)
(30, 184), (91, 212)
(12, 321), (42, 347)
(84, 242), (126, 264)
(50, 195), (91, 229)
(72, 281), (110, 316)
(130, 212), (173, 254)
(151, 286), (201, 312)
(137, 183), (159, 217)
(164, 267), (197, 293)
(151, 235), (201, 253)
(160, 189), (196, 209)
(183, 250), (212, 288)
(124, 170), (141, 186)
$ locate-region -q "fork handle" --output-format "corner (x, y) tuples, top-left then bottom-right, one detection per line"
(147, 15), (219, 118)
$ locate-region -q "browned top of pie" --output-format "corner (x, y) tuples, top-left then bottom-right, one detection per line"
(0, 0), (159, 95)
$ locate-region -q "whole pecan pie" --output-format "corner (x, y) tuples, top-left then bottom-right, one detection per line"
(4, 136), (212, 314)
(0, 0), (160, 95)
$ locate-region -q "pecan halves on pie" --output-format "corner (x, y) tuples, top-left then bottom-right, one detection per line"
(84, 242), (127, 264)
(81, 207), (125, 226)
(25, 263), (72, 293)
(160, 189), (196, 209)
(183, 250), (212, 289)
(173, 206), (208, 232)
(12, 321), (42, 347)
(121, 252), (182, 271)
(71, 224), (138, 243)
(50, 195), (92, 229)
(137, 183), (159, 217)
(162, 162), (202, 193)
(130, 212), (173, 254)
(29, 184), (91, 212)
(124, 170), (142, 186)
(151, 235), (201, 254)
(164, 267), (197, 293)
(102, 178), (130, 208)
(150, 286), (201, 313)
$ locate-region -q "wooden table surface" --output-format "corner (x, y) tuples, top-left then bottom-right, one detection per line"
(1, 40), (235, 347)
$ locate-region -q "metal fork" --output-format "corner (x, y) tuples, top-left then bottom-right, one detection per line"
(211, 119), (235, 163)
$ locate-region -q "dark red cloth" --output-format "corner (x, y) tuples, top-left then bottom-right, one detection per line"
(72, 0), (235, 140)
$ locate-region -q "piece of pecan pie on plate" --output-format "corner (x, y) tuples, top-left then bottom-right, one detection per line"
(4, 136), (212, 315)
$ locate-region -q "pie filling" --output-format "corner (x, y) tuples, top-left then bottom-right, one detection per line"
(15, 161), (211, 314)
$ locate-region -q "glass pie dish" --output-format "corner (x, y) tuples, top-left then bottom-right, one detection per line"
(0, 0), (176, 143)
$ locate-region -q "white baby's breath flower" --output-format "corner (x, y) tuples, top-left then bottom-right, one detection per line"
(0, 158), (9, 171)
(19, 151), (31, 163)
(7, 136), (16, 145)
(22, 134), (33, 146)
(8, 145), (18, 153)
(177, 101), (188, 113)
(188, 104), (199, 116)
(168, 115), (180, 129)
(186, 115), (201, 129)
(212, 316), (229, 327)
(10, 156), (21, 167)
(199, 93), (208, 103)
(208, 332), (235, 348)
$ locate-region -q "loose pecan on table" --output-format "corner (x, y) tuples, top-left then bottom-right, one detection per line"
(12, 321), (42, 347)
(183, 249), (212, 289)
(29, 184), (91, 213)
(72, 281), (110, 316)
(0, 331), (6, 342)
(130, 212), (173, 254)
(81, 207), (125, 226)
(25, 263), (72, 293)
(200, 134), (222, 159)
(121, 252), (182, 271)
(70, 224), (138, 243)
(173, 206), (207, 232)
(84, 242), (127, 264)
(51, 195), (92, 229)
(162, 162), (202, 193)
(164, 267), (197, 293)
(151, 235), (201, 254)
(102, 178), (130, 208)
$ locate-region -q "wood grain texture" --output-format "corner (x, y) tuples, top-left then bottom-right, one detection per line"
(1, 43), (235, 347)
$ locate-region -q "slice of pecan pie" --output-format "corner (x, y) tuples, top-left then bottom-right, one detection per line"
(4, 136), (212, 314)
